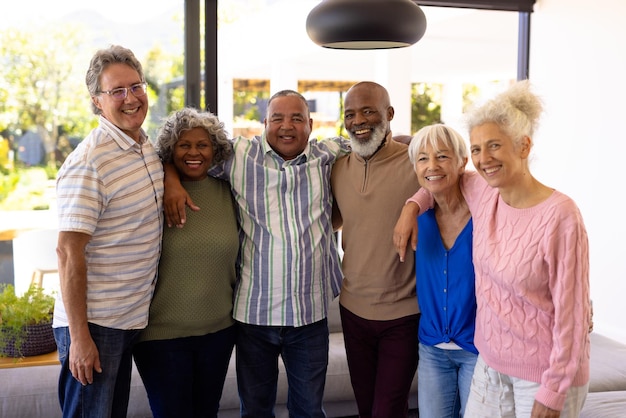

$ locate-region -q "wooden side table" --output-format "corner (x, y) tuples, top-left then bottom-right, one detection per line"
(0, 350), (59, 369)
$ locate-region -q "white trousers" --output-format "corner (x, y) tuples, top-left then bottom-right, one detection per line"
(465, 355), (588, 418)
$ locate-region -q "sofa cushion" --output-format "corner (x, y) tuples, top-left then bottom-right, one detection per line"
(589, 333), (626, 392)
(327, 296), (343, 333)
(580, 390), (626, 418)
(0, 363), (151, 418)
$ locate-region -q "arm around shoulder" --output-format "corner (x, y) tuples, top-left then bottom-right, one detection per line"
(393, 201), (420, 263)
(163, 162), (198, 228)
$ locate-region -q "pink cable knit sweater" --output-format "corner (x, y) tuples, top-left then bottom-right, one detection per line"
(409, 171), (590, 411)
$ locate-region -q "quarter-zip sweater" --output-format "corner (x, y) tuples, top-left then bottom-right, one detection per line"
(331, 136), (420, 320)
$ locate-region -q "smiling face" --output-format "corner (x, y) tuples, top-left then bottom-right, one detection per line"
(343, 83), (394, 158)
(173, 127), (213, 181)
(264, 95), (312, 160)
(415, 140), (466, 197)
(469, 122), (530, 190)
(92, 63), (148, 142)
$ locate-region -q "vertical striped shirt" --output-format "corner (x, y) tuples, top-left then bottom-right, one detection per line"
(211, 134), (349, 326)
(53, 116), (164, 330)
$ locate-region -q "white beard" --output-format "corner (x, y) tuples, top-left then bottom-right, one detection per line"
(349, 122), (387, 158)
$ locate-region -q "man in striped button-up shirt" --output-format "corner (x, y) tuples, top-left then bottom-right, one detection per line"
(53, 45), (164, 418)
(164, 90), (349, 417)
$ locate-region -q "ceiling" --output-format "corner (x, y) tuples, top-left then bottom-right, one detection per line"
(217, 1), (520, 84)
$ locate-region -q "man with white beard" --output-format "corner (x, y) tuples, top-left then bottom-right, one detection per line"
(330, 81), (421, 417)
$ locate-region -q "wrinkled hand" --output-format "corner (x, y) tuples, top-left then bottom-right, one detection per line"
(531, 400), (560, 418)
(393, 202), (419, 262)
(164, 181), (199, 228)
(68, 335), (101, 386)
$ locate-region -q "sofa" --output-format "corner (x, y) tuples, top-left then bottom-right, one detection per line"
(1, 298), (625, 418)
(0, 297), (416, 418)
(580, 332), (626, 417)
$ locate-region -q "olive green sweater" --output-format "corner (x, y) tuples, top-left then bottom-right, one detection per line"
(139, 177), (239, 342)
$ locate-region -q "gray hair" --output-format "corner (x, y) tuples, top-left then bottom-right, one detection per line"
(156, 107), (232, 166)
(266, 90), (310, 119)
(465, 80), (543, 147)
(86, 45), (145, 115)
(408, 124), (468, 168)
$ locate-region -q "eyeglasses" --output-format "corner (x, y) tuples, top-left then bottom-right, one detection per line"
(98, 82), (148, 100)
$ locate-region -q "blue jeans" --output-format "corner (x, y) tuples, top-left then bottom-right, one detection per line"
(418, 343), (478, 418)
(236, 320), (329, 418)
(53, 324), (140, 418)
(132, 325), (236, 418)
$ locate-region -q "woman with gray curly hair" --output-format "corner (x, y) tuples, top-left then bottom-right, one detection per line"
(133, 107), (238, 418)
(397, 81), (590, 418)
(155, 107), (232, 166)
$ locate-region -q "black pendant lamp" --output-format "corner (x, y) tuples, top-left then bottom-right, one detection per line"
(306, 0), (427, 50)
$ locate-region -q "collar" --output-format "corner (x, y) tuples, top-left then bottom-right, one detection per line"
(99, 115), (147, 151)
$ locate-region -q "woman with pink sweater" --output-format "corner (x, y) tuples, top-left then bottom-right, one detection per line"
(395, 81), (590, 418)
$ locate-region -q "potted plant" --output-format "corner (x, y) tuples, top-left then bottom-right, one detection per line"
(0, 283), (56, 357)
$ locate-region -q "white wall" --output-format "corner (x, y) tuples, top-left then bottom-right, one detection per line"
(529, 0), (626, 342)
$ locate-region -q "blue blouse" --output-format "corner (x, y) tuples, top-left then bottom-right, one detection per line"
(415, 208), (477, 354)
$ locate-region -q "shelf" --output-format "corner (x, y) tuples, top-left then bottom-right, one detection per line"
(0, 350), (59, 369)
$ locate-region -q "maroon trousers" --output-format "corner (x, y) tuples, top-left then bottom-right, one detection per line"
(340, 304), (419, 418)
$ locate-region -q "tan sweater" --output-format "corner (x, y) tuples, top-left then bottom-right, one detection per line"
(331, 137), (420, 320)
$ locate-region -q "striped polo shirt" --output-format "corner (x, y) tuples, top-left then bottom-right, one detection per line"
(212, 134), (349, 327)
(53, 116), (164, 330)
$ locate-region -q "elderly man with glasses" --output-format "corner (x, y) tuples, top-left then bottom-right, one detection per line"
(53, 44), (164, 418)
